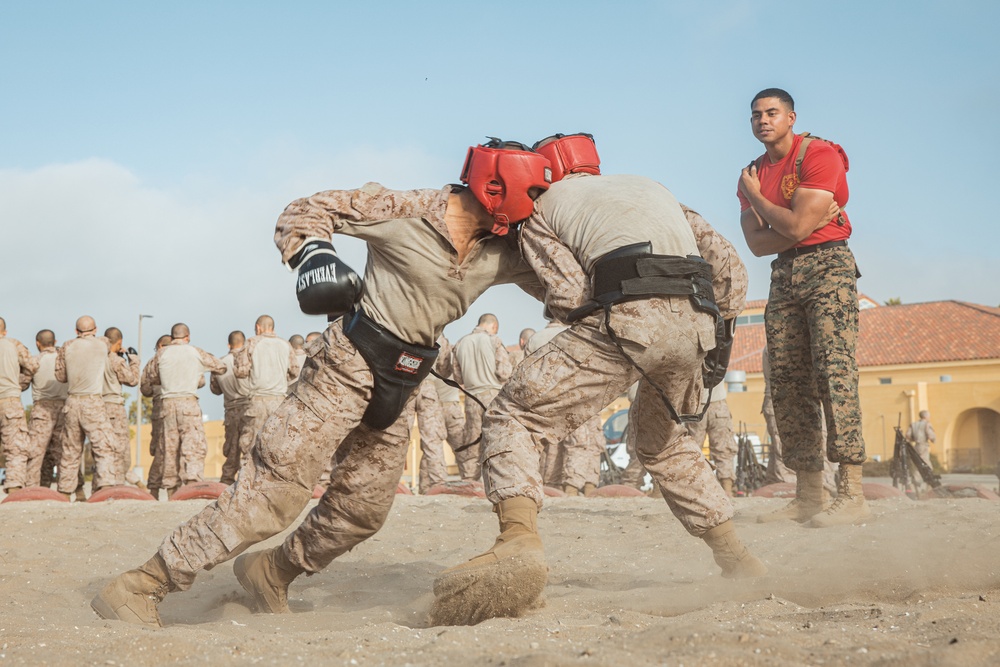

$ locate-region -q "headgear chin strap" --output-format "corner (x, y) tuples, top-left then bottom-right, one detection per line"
(460, 137), (552, 235)
(532, 133), (601, 183)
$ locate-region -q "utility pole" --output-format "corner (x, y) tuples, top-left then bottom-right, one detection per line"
(135, 314), (153, 479)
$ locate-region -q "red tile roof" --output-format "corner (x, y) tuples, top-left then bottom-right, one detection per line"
(729, 301), (1000, 373)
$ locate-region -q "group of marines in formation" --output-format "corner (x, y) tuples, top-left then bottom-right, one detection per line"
(16, 89), (873, 629)
(0, 316), (312, 501)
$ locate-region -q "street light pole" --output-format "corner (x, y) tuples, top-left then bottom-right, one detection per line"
(135, 314), (153, 480)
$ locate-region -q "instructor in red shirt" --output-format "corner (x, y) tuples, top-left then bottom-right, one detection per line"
(738, 88), (870, 528)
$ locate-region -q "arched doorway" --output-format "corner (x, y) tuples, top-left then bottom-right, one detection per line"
(949, 408), (1000, 472)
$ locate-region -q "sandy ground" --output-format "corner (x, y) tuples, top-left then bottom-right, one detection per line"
(1, 486), (999, 667)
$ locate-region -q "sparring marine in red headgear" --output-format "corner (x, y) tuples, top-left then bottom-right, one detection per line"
(532, 133), (601, 183)
(460, 137), (552, 236)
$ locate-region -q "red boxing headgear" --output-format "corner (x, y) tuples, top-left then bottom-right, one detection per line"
(460, 138), (552, 236)
(532, 133), (601, 183)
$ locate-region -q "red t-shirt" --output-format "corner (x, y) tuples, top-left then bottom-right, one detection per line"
(738, 133), (851, 246)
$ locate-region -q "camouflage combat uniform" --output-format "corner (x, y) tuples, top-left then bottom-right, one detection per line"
(0, 336), (38, 491)
(414, 377), (448, 492)
(686, 382), (737, 483)
(211, 350), (251, 486)
(540, 416), (604, 491)
(292, 349), (307, 381)
(524, 323), (602, 490)
(102, 350), (140, 482)
(27, 349), (68, 487)
(233, 333), (298, 470)
(155, 183), (540, 589)
(143, 341), (225, 492)
(55, 334), (120, 493)
(140, 358), (165, 498)
(452, 325), (512, 481)
(766, 245), (864, 470)
(906, 416), (936, 470)
(480, 176), (747, 537)
(761, 347), (795, 484)
(431, 335), (466, 474)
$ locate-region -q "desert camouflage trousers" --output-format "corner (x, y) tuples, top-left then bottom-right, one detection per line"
(762, 397), (838, 492)
(0, 397), (31, 490)
(762, 398), (795, 485)
(146, 399), (164, 495)
(457, 387), (497, 481)
(158, 321), (415, 589)
(239, 395), (284, 468)
(540, 416), (604, 491)
(103, 402), (133, 482)
(159, 397), (208, 491)
(766, 245), (866, 471)
(686, 400), (737, 482)
(414, 379), (447, 492)
(482, 297), (733, 536)
(26, 400), (65, 488)
(60, 395), (119, 492)
(219, 400), (249, 486)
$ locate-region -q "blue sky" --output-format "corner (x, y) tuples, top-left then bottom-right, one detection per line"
(2, 1), (997, 418)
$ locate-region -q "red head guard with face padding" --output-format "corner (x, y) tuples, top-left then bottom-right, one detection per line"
(532, 133), (601, 183)
(460, 138), (552, 236)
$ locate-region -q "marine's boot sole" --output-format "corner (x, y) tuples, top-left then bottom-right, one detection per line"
(430, 548), (547, 626)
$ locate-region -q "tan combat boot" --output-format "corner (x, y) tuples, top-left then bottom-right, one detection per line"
(75, 488), (87, 502)
(756, 470), (825, 523)
(430, 496), (547, 626)
(702, 520), (768, 578)
(91, 554), (174, 628)
(562, 484), (579, 496)
(808, 464), (872, 528)
(582, 482), (597, 496)
(720, 478), (734, 497)
(233, 545), (305, 614)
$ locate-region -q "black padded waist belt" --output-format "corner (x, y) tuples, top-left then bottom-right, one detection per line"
(342, 308), (439, 430)
(564, 242), (727, 424)
(567, 242), (720, 322)
(776, 239), (847, 261)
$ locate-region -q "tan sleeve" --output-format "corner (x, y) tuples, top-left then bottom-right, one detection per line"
(110, 352), (140, 387)
(682, 205), (748, 321)
(197, 347), (227, 375)
(519, 214), (592, 323)
(433, 337), (454, 377)
(274, 183), (448, 263)
(140, 355), (160, 397)
(16, 340), (39, 376)
(287, 346), (301, 381)
(122, 353), (141, 387)
(233, 339), (253, 378)
(492, 334), (513, 383)
(452, 351), (465, 387)
(55, 343), (69, 383)
(209, 373), (223, 396)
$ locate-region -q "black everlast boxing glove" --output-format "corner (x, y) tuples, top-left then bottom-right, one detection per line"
(288, 238), (364, 317)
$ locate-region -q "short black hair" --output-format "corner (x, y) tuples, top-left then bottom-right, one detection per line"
(36, 329), (56, 347)
(752, 88), (794, 111)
